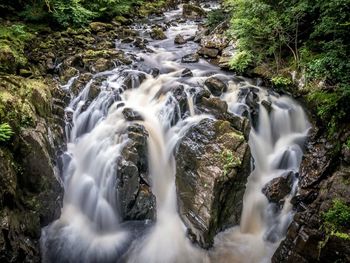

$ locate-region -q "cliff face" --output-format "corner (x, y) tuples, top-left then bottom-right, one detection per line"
(273, 126), (350, 262)
(0, 76), (66, 262)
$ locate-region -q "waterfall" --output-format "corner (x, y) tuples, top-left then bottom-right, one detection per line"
(41, 3), (310, 263)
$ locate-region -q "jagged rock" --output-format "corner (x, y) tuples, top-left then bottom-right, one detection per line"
(181, 68), (193, 77)
(117, 124), (156, 221)
(196, 96), (251, 139)
(182, 53), (199, 63)
(204, 77), (227, 96)
(122, 71), (147, 90)
(273, 158), (350, 262)
(150, 27), (167, 40)
(198, 47), (219, 58)
(262, 172), (294, 203)
(174, 34), (187, 45)
(182, 4), (206, 19)
(150, 68), (160, 78)
(299, 136), (333, 188)
(122, 108), (144, 121)
(201, 34), (229, 51)
(134, 37), (148, 49)
(175, 118), (251, 248)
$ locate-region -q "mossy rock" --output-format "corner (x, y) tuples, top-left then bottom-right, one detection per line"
(0, 76), (52, 130)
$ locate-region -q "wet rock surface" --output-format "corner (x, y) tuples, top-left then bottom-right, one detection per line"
(262, 172), (293, 203)
(204, 76), (227, 96)
(175, 118), (251, 248)
(117, 124), (156, 221)
(181, 53), (200, 63)
(273, 128), (350, 263)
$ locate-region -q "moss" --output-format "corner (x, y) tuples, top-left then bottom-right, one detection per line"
(137, 1), (166, 17)
(0, 23), (33, 73)
(220, 149), (242, 176)
(319, 199), (350, 252)
(0, 76), (51, 130)
(323, 199), (350, 230)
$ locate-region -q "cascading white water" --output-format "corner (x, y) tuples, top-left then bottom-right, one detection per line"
(41, 3), (310, 263)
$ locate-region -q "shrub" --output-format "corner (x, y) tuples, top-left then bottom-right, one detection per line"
(271, 76), (293, 90)
(205, 9), (227, 31)
(0, 123), (14, 143)
(229, 50), (254, 73)
(323, 199), (350, 231)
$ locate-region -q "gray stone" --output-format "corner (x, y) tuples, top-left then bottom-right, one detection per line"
(175, 118), (251, 248)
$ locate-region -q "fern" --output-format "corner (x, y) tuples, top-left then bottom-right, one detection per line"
(0, 123), (14, 143)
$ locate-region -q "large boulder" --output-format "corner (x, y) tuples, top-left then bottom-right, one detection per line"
(262, 172), (294, 204)
(150, 27), (167, 40)
(182, 4), (206, 19)
(175, 118), (251, 248)
(201, 34), (229, 51)
(116, 124), (156, 221)
(204, 77), (228, 96)
(198, 47), (219, 58)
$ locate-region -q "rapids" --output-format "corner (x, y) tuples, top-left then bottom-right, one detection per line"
(41, 3), (310, 263)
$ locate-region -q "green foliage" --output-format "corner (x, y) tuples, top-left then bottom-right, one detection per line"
(0, 123), (14, 143)
(226, 0), (350, 131)
(323, 199), (350, 231)
(0, 24), (33, 73)
(205, 9), (228, 31)
(229, 50), (253, 73)
(271, 76), (293, 90)
(6, 0), (146, 27)
(346, 138), (350, 149)
(320, 198), (350, 250)
(52, 0), (95, 27)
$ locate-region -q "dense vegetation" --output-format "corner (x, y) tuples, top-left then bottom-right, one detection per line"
(0, 0), (154, 27)
(225, 0), (350, 134)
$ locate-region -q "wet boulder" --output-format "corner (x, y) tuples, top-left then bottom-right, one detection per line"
(116, 124), (156, 221)
(201, 35), (229, 51)
(204, 77), (227, 96)
(122, 108), (144, 121)
(183, 4), (206, 19)
(198, 47), (219, 58)
(122, 71), (147, 90)
(174, 34), (187, 45)
(181, 53), (199, 63)
(175, 118), (251, 248)
(150, 27), (167, 40)
(181, 68), (193, 77)
(262, 172), (294, 204)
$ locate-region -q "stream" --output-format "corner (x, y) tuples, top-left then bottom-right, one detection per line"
(41, 3), (310, 263)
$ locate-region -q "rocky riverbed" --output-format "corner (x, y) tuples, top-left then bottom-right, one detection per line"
(0, 1), (349, 262)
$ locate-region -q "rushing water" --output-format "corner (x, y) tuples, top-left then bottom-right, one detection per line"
(41, 3), (310, 263)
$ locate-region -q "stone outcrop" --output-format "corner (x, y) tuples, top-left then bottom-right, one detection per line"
(116, 124), (156, 221)
(0, 76), (64, 262)
(175, 118), (251, 248)
(272, 127), (350, 262)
